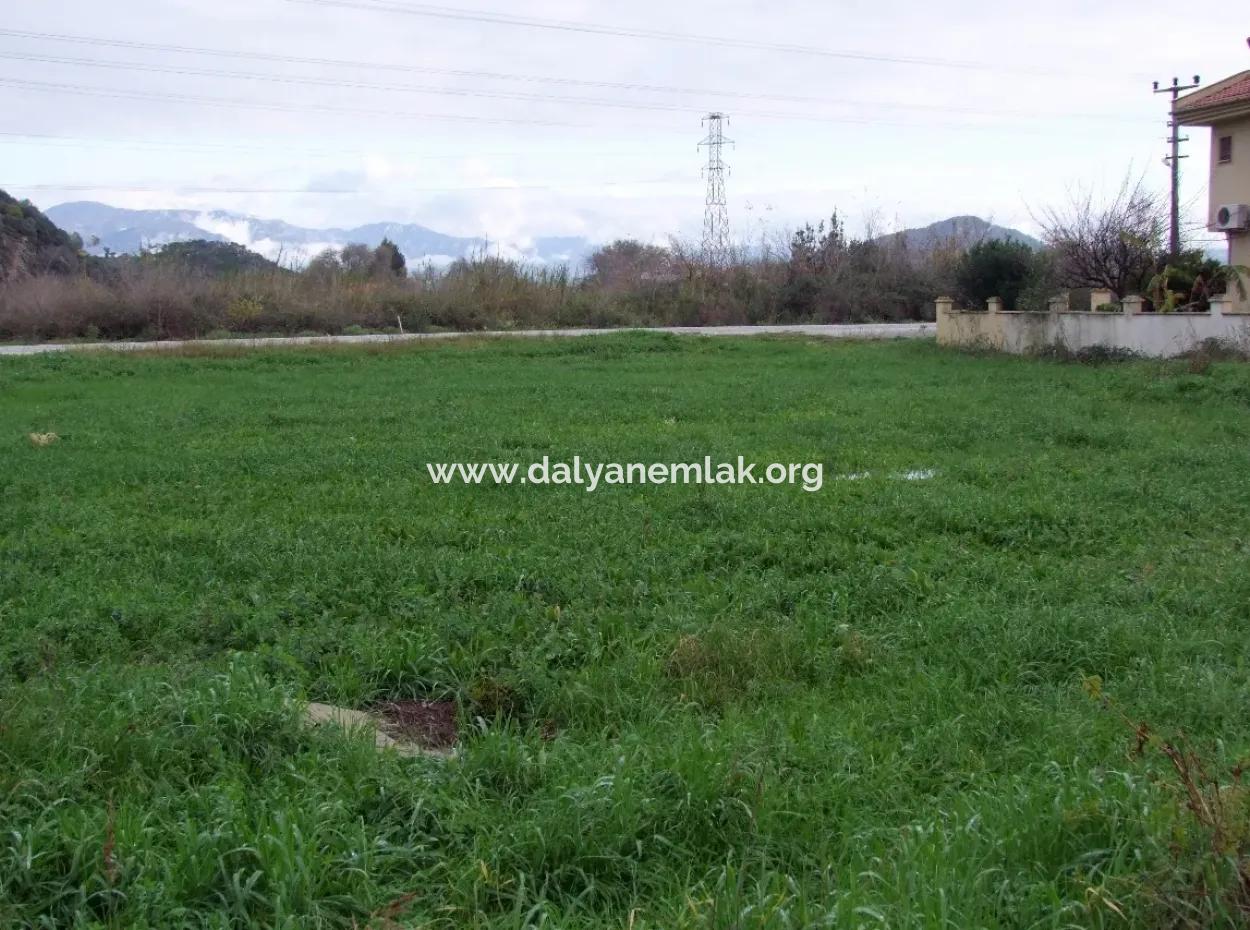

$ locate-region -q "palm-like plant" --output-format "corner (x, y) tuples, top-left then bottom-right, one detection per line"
(1147, 263), (1249, 312)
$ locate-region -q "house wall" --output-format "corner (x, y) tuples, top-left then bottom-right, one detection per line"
(1232, 232), (1249, 275)
(1207, 115), (1250, 227)
(936, 297), (1250, 358)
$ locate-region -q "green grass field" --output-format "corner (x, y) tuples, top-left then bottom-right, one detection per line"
(2, 335), (1250, 928)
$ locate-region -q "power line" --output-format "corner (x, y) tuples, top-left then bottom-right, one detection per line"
(286, 0), (1149, 79)
(0, 72), (1149, 138)
(0, 51), (716, 116)
(6, 51), (1154, 126)
(0, 77), (583, 127)
(0, 130), (661, 161)
(6, 178), (686, 194)
(0, 28), (1155, 123)
(2, 51), (856, 122)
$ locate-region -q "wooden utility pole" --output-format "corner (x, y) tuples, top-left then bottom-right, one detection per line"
(1153, 75), (1201, 260)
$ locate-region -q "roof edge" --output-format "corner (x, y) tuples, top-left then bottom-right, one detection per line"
(1174, 99), (1250, 127)
(1174, 69), (1250, 123)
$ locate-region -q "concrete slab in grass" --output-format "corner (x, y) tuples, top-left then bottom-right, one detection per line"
(303, 701), (457, 760)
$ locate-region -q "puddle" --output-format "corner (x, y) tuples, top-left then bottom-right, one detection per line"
(833, 469), (937, 482)
(895, 469), (937, 480)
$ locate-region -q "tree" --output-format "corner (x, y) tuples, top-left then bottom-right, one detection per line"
(305, 248), (342, 283)
(788, 210), (847, 276)
(372, 238), (407, 278)
(144, 240), (280, 276)
(586, 239), (673, 290)
(955, 239), (1035, 310)
(1037, 176), (1166, 298)
(339, 243), (374, 277)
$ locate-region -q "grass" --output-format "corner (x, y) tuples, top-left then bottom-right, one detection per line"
(2, 334), (1249, 928)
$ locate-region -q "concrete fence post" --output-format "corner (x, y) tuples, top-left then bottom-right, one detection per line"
(987, 297), (1004, 313)
(1121, 296), (1144, 316)
(1209, 296), (1231, 316)
(934, 296), (955, 345)
(1047, 295), (1068, 313)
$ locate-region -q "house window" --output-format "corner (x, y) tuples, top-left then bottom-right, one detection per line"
(1218, 135), (1233, 164)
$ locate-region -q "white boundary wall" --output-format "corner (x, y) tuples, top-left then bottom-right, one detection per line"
(937, 292), (1250, 357)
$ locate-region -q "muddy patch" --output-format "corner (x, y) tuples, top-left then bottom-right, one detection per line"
(375, 700), (458, 752)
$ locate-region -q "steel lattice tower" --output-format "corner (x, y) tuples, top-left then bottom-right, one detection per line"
(699, 112), (732, 263)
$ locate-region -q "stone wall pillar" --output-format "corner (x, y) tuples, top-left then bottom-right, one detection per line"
(1121, 296), (1144, 315)
(1090, 289), (1114, 310)
(987, 297), (1004, 313)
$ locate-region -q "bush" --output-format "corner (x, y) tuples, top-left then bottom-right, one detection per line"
(955, 239), (1036, 310)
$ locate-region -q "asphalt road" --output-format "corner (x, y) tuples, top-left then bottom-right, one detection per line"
(0, 322), (935, 357)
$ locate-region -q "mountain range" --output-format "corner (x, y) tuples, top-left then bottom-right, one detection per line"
(44, 202), (594, 268)
(43, 202), (1045, 269)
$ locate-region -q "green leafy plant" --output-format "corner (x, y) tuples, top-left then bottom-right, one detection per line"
(955, 238), (1036, 310)
(1147, 255), (1250, 313)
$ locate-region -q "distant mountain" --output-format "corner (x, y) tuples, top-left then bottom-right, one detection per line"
(44, 202), (594, 268)
(876, 215), (1042, 252)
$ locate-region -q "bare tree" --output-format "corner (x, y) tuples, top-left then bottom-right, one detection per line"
(1036, 175), (1166, 298)
(339, 243), (374, 277)
(585, 239), (674, 291)
(304, 248), (342, 284)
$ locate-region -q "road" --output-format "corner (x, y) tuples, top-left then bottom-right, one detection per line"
(0, 322), (935, 357)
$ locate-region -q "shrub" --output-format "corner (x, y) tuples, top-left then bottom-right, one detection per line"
(955, 239), (1036, 310)
(226, 295), (265, 327)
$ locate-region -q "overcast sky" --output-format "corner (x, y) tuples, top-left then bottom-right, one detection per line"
(2, 1), (1247, 248)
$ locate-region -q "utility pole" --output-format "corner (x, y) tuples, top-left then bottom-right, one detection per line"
(1153, 75), (1200, 259)
(698, 112), (733, 264)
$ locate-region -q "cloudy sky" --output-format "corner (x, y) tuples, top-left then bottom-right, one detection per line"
(2, 0), (1247, 249)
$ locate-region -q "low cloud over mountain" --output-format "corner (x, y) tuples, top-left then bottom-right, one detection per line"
(45, 202), (595, 268)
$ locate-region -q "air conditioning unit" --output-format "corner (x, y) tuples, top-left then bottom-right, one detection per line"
(1214, 204), (1250, 231)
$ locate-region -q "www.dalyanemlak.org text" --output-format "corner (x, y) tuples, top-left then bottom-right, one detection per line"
(426, 456), (824, 493)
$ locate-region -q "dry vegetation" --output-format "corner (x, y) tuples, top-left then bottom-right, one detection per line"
(0, 245), (950, 343)
(0, 216), (971, 341)
(2, 178), (1243, 343)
